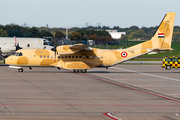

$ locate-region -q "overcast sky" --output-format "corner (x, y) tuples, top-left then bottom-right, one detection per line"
(0, 0), (179, 28)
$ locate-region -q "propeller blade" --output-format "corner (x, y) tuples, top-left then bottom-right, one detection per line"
(54, 38), (56, 62)
(16, 43), (22, 51)
(14, 37), (22, 51)
(14, 36), (17, 46)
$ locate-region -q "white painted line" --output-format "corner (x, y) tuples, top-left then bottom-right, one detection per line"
(111, 67), (180, 82)
(107, 112), (121, 120)
(140, 85), (152, 87)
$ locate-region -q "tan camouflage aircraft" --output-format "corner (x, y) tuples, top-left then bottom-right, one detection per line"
(5, 12), (175, 73)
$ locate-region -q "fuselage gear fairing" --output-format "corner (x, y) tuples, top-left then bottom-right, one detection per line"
(5, 12), (176, 73)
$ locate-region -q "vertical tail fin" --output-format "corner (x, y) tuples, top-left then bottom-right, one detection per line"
(151, 12), (176, 50)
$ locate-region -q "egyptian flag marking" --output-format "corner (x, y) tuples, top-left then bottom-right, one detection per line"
(158, 33), (164, 38)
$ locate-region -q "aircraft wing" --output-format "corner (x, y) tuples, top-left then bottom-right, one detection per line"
(69, 44), (92, 51)
(56, 44), (92, 55)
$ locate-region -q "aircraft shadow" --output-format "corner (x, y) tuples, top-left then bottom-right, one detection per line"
(0, 64), (8, 66)
(21, 71), (180, 74)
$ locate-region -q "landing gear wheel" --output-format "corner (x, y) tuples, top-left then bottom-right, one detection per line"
(73, 69), (79, 73)
(80, 69), (87, 73)
(166, 65), (171, 70)
(18, 68), (23, 72)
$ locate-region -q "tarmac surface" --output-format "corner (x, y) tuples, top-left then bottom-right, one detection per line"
(0, 64), (180, 120)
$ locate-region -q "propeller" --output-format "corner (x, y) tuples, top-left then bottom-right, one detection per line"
(51, 37), (57, 62)
(14, 37), (22, 51)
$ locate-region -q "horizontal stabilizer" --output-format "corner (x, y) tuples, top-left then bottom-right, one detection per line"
(148, 52), (158, 55)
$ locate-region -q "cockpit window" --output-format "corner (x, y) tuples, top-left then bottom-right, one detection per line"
(16, 52), (19, 56)
(13, 52), (16, 56)
(13, 52), (23, 56)
(19, 52), (23, 56)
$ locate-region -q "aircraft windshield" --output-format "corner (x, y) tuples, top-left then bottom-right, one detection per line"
(13, 52), (17, 56)
(16, 52), (19, 56)
(19, 52), (23, 56)
(12, 52), (23, 56)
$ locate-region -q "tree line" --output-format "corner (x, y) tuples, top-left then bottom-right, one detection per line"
(0, 24), (54, 38)
(1, 24), (180, 42)
(69, 29), (114, 42)
(119, 25), (180, 41)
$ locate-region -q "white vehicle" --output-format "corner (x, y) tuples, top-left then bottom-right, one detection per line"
(0, 37), (53, 60)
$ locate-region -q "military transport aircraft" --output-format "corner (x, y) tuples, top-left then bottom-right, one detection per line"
(5, 12), (175, 73)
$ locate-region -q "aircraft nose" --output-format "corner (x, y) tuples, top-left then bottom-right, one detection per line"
(5, 57), (11, 65)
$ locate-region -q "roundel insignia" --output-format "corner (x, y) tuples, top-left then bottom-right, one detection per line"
(121, 51), (128, 58)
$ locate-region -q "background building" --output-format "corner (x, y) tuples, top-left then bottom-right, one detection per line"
(106, 30), (126, 40)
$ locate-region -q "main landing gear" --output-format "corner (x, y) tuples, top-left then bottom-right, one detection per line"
(18, 68), (23, 72)
(73, 69), (87, 73)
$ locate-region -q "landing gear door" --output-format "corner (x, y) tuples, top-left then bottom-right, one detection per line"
(103, 52), (111, 66)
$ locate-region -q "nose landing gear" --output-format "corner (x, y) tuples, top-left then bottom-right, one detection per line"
(18, 68), (23, 72)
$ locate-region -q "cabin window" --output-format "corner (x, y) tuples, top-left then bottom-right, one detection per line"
(61, 56), (63, 58)
(72, 56), (74, 58)
(86, 56), (88, 58)
(90, 56), (92, 59)
(47, 55), (49, 58)
(101, 56), (103, 59)
(172, 58), (178, 62)
(34, 55), (36, 57)
(83, 56), (85, 58)
(69, 56), (71, 58)
(51, 56), (53, 58)
(79, 56), (81, 58)
(76, 56), (78, 58)
(94, 56), (96, 59)
(165, 58), (171, 61)
(40, 55), (42, 58)
(65, 56), (67, 58)
(44, 55), (46, 58)
(97, 56), (99, 59)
